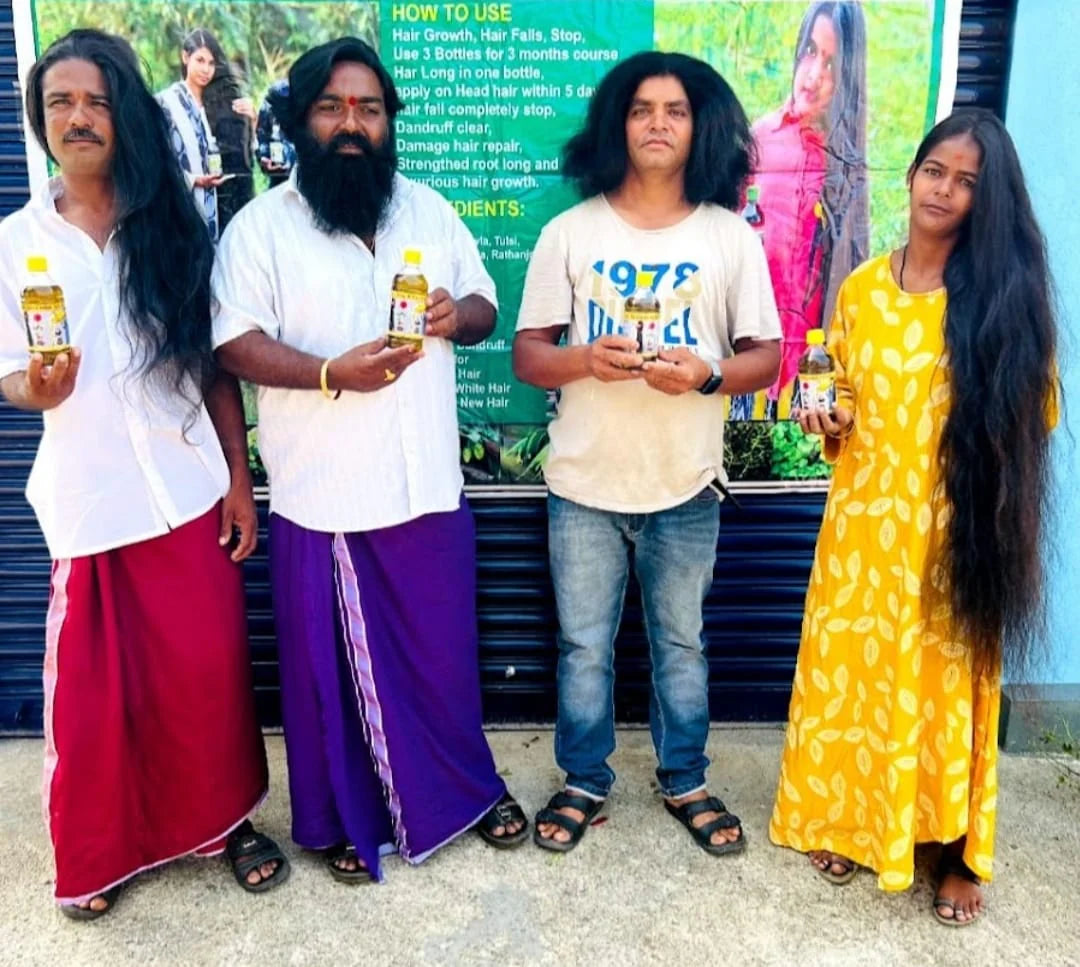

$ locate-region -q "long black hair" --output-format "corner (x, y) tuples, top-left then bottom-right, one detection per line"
(270, 36), (404, 144)
(179, 27), (226, 82)
(563, 51), (754, 210)
(795, 1), (869, 325)
(913, 110), (1059, 674)
(26, 31), (216, 417)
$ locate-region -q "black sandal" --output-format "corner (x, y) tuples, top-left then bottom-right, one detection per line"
(325, 844), (371, 885)
(225, 821), (291, 893)
(476, 793), (529, 849)
(59, 884), (123, 921)
(664, 795), (746, 857)
(533, 790), (605, 853)
(933, 852), (983, 927)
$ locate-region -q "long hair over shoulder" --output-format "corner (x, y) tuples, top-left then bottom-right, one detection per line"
(270, 36), (403, 144)
(913, 110), (1059, 676)
(796, 1), (869, 325)
(562, 51), (754, 210)
(26, 29), (216, 412)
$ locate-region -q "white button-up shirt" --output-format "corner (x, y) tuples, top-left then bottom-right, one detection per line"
(0, 179), (230, 559)
(211, 173), (497, 533)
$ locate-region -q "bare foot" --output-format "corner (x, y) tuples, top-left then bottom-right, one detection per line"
(326, 843), (368, 881)
(934, 845), (984, 926)
(665, 790), (742, 847)
(333, 852), (365, 874)
(73, 894), (111, 913)
(245, 859), (280, 886)
(809, 850), (856, 879)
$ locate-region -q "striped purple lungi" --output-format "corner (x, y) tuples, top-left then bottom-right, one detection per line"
(268, 499), (506, 880)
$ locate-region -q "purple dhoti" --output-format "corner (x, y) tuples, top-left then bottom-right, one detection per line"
(269, 499), (506, 880)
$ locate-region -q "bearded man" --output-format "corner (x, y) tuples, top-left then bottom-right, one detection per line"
(211, 37), (526, 882)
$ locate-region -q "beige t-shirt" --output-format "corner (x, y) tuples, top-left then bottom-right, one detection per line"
(516, 195), (781, 513)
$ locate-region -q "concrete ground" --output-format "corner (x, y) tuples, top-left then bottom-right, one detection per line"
(0, 728), (1077, 967)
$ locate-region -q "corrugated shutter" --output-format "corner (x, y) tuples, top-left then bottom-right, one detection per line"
(0, 0), (1022, 731)
(952, 0), (1016, 115)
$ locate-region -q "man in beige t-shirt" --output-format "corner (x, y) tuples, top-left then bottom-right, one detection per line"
(514, 51), (781, 856)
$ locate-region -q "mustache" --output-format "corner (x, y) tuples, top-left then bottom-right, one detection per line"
(327, 131), (375, 154)
(63, 127), (104, 144)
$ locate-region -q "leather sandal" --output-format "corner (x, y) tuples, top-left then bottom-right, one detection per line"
(225, 821), (291, 893)
(533, 790), (605, 853)
(325, 844), (371, 885)
(664, 795), (746, 857)
(476, 793), (529, 848)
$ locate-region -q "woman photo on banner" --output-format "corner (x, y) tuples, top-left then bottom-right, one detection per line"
(731, 0), (869, 422)
(157, 28), (251, 242)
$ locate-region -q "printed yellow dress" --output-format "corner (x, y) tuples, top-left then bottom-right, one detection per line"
(769, 254), (1000, 891)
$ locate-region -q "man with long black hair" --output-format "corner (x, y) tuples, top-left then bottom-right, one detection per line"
(212, 37), (528, 883)
(0, 30), (289, 919)
(514, 51), (781, 854)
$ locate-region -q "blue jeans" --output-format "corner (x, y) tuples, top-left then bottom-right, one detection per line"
(547, 490), (720, 800)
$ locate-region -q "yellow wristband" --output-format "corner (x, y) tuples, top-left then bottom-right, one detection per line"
(320, 359), (341, 400)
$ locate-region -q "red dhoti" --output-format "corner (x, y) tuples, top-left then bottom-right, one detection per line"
(42, 506), (268, 903)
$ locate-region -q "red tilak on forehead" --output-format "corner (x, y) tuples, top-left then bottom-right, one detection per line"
(347, 96), (359, 106)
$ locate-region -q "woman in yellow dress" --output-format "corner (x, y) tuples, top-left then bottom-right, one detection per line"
(769, 110), (1059, 926)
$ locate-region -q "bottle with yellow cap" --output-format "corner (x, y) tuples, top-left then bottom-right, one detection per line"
(388, 248), (427, 351)
(21, 255), (71, 364)
(797, 328), (835, 413)
(623, 269), (661, 362)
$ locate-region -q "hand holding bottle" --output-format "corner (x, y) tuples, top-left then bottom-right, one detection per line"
(327, 337), (422, 393)
(19, 349), (81, 410)
(793, 404), (853, 438)
(585, 335), (643, 382)
(423, 288), (460, 340)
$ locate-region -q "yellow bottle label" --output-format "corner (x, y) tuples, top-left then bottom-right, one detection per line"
(799, 372), (836, 411)
(623, 309), (661, 358)
(389, 289), (425, 348)
(22, 287), (70, 360)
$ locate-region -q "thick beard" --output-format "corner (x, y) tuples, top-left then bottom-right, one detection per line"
(294, 129), (397, 239)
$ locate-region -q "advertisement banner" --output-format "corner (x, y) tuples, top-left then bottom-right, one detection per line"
(17, 0), (960, 485)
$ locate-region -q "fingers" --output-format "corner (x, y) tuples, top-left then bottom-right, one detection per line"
(595, 354), (643, 381)
(658, 347), (694, 363)
(26, 353), (44, 385)
(232, 513), (258, 562)
(640, 359), (694, 395)
(37, 350), (80, 398)
(596, 334), (639, 354)
(376, 344), (422, 369)
(60, 348), (81, 389)
(219, 503), (235, 548)
(815, 409), (838, 435)
(424, 290), (456, 338)
(355, 335), (390, 355)
(426, 288), (453, 312)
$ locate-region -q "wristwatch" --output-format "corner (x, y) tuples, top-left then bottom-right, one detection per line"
(697, 358), (724, 396)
